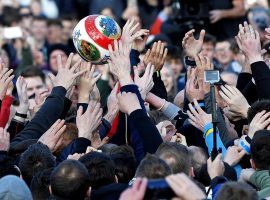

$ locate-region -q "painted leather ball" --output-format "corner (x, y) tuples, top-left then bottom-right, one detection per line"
(73, 15), (121, 64)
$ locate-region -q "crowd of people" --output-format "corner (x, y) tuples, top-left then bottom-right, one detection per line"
(1, 0), (270, 200)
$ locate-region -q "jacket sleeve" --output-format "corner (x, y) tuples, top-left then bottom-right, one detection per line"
(150, 72), (168, 100)
(10, 86), (67, 147)
(7, 119), (25, 140)
(129, 109), (163, 154)
(0, 95), (14, 128)
(236, 73), (252, 92)
(251, 61), (270, 100)
(249, 170), (270, 199)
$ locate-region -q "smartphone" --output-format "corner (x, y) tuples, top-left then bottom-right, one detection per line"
(3, 27), (23, 39)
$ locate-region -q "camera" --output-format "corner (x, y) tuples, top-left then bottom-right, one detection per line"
(144, 179), (175, 199)
(204, 70), (220, 84)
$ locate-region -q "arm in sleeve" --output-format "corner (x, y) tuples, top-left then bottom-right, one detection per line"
(251, 61), (270, 100)
(7, 119), (25, 140)
(0, 95), (13, 128)
(10, 86), (67, 147)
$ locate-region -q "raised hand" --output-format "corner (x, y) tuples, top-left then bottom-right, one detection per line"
(117, 92), (141, 115)
(104, 83), (119, 123)
(54, 53), (86, 90)
(121, 19), (149, 53)
(16, 76), (29, 114)
(248, 111), (270, 139)
(166, 173), (206, 200)
(236, 22), (263, 64)
(76, 100), (103, 140)
(143, 41), (168, 71)
(134, 63), (155, 100)
(185, 74), (205, 102)
(108, 40), (133, 86)
(38, 119), (66, 152)
(78, 62), (101, 103)
(224, 146), (246, 166)
(187, 99), (212, 131)
(90, 130), (110, 149)
(0, 128), (10, 151)
(0, 63), (14, 100)
(182, 29), (205, 59)
(207, 154), (225, 179)
(219, 85), (250, 120)
(119, 178), (147, 200)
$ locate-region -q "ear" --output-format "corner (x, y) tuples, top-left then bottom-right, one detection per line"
(115, 175), (118, 183)
(250, 159), (256, 170)
(189, 167), (195, 178)
(86, 187), (91, 197)
(49, 185), (52, 195)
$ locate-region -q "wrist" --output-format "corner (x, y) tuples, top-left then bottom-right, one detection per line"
(127, 104), (142, 115)
(104, 111), (117, 124)
(78, 130), (91, 139)
(248, 54), (263, 64)
(17, 106), (28, 114)
(118, 76), (133, 86)
(78, 93), (89, 103)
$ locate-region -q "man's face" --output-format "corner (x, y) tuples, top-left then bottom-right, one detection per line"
(215, 41), (234, 65)
(201, 42), (215, 61)
(32, 20), (47, 42)
(47, 25), (63, 44)
(50, 50), (68, 73)
(24, 76), (46, 98)
(165, 58), (183, 77)
(62, 20), (73, 43)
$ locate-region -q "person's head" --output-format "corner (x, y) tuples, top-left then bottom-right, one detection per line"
(250, 130), (270, 170)
(19, 143), (56, 186)
(61, 16), (74, 44)
(201, 33), (216, 60)
(30, 0), (42, 17)
(48, 44), (69, 73)
(30, 168), (53, 200)
(247, 100), (270, 124)
(135, 154), (172, 179)
(188, 146), (208, 177)
(47, 19), (63, 45)
(50, 160), (90, 200)
(165, 46), (183, 78)
(54, 123), (78, 156)
(216, 181), (258, 200)
(19, 6), (32, 29)
(0, 175), (33, 200)
(156, 142), (193, 176)
(109, 145), (136, 184)
(160, 64), (176, 93)
(32, 16), (47, 42)
(79, 152), (116, 189)
(20, 66), (46, 98)
(215, 40), (234, 66)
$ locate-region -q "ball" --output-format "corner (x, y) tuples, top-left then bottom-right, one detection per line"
(72, 15), (121, 64)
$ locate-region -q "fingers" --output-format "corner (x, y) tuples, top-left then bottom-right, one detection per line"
(199, 29), (205, 42)
(64, 53), (74, 69)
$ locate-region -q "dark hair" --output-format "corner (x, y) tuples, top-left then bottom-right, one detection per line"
(247, 100), (270, 124)
(251, 130), (270, 170)
(50, 160), (90, 200)
(136, 154), (172, 179)
(79, 152), (116, 189)
(47, 19), (63, 28)
(216, 182), (258, 200)
(109, 145), (136, 183)
(32, 16), (47, 23)
(20, 66), (46, 83)
(0, 156), (21, 179)
(19, 143), (56, 186)
(203, 33), (216, 46)
(156, 142), (191, 174)
(30, 168), (53, 200)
